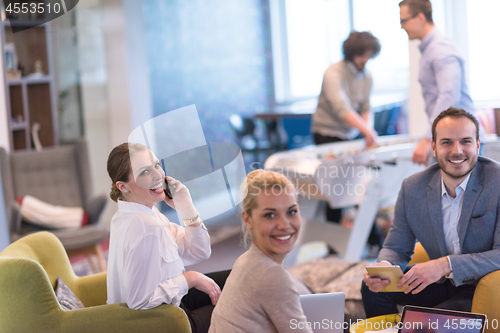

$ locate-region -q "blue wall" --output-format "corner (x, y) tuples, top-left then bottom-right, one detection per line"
(143, 0), (273, 143)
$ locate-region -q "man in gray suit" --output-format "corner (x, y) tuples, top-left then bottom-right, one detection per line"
(361, 107), (500, 318)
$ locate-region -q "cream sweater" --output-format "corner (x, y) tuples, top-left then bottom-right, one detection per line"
(209, 244), (312, 333)
(311, 60), (372, 140)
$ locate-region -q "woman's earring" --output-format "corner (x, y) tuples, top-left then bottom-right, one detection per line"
(124, 190), (129, 193)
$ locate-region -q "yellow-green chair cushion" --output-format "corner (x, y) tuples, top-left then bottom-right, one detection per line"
(0, 231), (191, 333)
(472, 270), (500, 333)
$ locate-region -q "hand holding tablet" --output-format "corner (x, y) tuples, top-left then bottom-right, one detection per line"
(366, 265), (409, 292)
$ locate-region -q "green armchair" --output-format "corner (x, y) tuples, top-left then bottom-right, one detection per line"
(0, 232), (191, 333)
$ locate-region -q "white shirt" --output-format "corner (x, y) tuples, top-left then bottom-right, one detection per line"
(441, 174), (470, 280)
(441, 174), (470, 255)
(107, 200), (211, 309)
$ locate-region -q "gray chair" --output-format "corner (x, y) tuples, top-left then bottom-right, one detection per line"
(229, 115), (286, 168)
(0, 138), (108, 272)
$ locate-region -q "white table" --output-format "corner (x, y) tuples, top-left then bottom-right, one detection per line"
(265, 135), (425, 261)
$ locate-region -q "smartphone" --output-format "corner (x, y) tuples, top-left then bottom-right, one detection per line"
(163, 177), (173, 199)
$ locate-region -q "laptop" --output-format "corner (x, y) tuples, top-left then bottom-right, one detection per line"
(299, 292), (345, 333)
(397, 305), (487, 333)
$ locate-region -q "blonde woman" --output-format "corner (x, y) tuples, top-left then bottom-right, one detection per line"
(209, 170), (312, 333)
(106, 143), (229, 333)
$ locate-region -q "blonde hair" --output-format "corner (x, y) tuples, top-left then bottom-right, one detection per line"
(240, 169), (297, 243)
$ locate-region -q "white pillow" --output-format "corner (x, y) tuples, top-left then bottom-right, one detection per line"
(19, 195), (87, 229)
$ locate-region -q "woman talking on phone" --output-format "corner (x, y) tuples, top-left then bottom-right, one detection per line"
(106, 142), (228, 333)
(209, 169), (312, 333)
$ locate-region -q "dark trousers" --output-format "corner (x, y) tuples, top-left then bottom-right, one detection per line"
(313, 133), (346, 145)
(180, 270), (231, 333)
(361, 268), (476, 318)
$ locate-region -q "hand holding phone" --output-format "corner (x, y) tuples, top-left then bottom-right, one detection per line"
(163, 177), (198, 221)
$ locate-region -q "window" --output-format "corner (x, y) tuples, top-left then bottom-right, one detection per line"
(271, 0), (409, 104)
(285, 0), (351, 100)
(271, 0), (500, 107)
(465, 0), (500, 105)
(352, 0), (409, 94)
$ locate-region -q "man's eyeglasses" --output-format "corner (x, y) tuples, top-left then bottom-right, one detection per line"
(400, 14), (418, 25)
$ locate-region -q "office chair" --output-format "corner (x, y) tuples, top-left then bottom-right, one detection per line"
(229, 114), (285, 166)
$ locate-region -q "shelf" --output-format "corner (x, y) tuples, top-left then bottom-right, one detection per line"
(2, 10), (57, 151)
(8, 75), (51, 85)
(10, 122), (28, 131)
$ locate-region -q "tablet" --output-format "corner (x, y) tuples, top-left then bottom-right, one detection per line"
(398, 305), (486, 333)
(366, 265), (408, 292)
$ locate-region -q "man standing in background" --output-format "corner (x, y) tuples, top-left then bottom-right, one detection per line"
(311, 31), (381, 149)
(311, 31), (381, 225)
(399, 0), (483, 165)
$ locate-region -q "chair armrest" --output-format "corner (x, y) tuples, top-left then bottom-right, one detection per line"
(60, 303), (191, 333)
(0, 258), (62, 333)
(472, 270), (500, 333)
(9, 202), (22, 237)
(74, 272), (107, 307)
(85, 194), (107, 225)
(408, 242), (430, 266)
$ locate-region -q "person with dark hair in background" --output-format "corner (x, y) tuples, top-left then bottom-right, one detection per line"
(398, 0), (484, 166)
(311, 31), (381, 226)
(311, 31), (381, 149)
(362, 108), (500, 318)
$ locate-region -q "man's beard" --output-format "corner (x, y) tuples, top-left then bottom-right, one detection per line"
(437, 153), (477, 179)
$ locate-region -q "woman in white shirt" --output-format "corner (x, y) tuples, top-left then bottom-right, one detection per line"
(106, 142), (228, 333)
(209, 170), (312, 333)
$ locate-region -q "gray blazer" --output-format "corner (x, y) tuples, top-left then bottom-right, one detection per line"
(379, 156), (500, 286)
